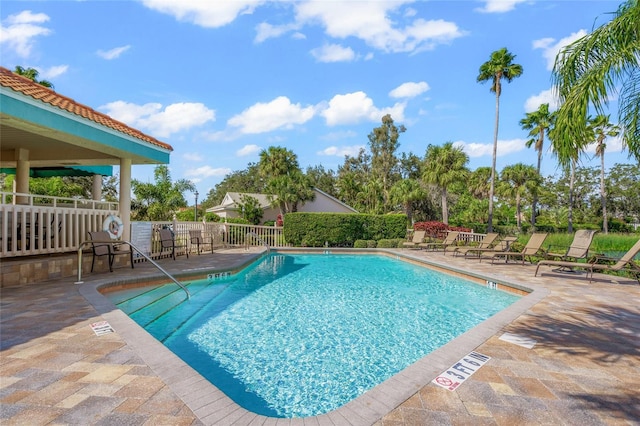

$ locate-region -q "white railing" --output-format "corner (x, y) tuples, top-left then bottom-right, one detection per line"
(1, 203), (119, 258)
(1, 191), (119, 210)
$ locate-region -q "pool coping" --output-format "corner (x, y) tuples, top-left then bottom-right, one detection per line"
(78, 248), (549, 425)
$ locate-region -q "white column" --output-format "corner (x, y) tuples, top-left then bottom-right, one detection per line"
(92, 175), (102, 201)
(119, 158), (132, 241)
(15, 148), (30, 204)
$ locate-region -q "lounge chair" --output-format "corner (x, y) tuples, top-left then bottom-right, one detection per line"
(418, 231), (460, 252)
(189, 229), (214, 254)
(158, 228), (189, 260)
(461, 236), (517, 258)
(451, 232), (499, 257)
(403, 230), (426, 249)
(87, 231), (133, 272)
(543, 230), (597, 262)
(535, 238), (640, 282)
(481, 233), (548, 265)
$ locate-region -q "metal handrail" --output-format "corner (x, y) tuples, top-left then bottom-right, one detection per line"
(75, 240), (191, 299)
(245, 231), (270, 253)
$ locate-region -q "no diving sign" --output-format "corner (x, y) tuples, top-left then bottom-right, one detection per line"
(432, 351), (490, 391)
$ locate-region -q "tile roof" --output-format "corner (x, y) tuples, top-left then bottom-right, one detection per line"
(0, 66), (172, 151)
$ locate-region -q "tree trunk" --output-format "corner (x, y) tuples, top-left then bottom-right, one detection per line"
(568, 160), (575, 233)
(488, 90), (500, 233)
(601, 152), (608, 233)
(442, 189), (449, 224)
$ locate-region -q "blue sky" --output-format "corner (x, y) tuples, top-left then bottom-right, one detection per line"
(1, 0), (634, 199)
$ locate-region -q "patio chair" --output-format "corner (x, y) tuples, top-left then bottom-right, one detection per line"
(158, 227), (189, 260)
(481, 233), (548, 265)
(418, 231), (460, 252)
(87, 231), (133, 273)
(189, 229), (214, 254)
(450, 232), (499, 257)
(543, 230), (598, 262)
(535, 238), (640, 283)
(402, 230), (426, 249)
(460, 235), (517, 258)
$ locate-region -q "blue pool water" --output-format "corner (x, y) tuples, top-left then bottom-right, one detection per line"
(105, 253), (519, 418)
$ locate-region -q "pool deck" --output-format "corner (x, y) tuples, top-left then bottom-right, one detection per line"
(1, 247), (639, 425)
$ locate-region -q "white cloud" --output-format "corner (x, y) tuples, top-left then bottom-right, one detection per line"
(389, 81), (430, 99)
(227, 96), (315, 134)
(310, 43), (356, 63)
(475, 0), (527, 14)
(317, 145), (365, 157)
(97, 45), (131, 60)
(183, 152), (203, 162)
(0, 10), (51, 57)
(453, 138), (527, 158)
(321, 91), (405, 126)
(100, 101), (215, 138)
(255, 22), (299, 43)
(40, 65), (68, 80)
(237, 144), (261, 156)
(524, 88), (559, 113)
(290, 1), (465, 53)
(533, 30), (587, 70)
(183, 165), (231, 178)
(140, 0), (264, 28)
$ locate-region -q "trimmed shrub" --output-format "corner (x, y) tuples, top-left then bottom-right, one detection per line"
(354, 239), (377, 248)
(377, 238), (404, 248)
(284, 213), (407, 247)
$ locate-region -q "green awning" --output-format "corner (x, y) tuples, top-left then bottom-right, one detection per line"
(0, 165), (113, 177)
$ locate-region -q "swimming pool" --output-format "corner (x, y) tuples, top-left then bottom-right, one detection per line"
(104, 253), (520, 418)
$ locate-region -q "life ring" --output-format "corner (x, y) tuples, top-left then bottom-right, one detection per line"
(103, 215), (124, 239)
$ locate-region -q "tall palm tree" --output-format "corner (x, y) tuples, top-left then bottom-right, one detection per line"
(258, 146), (299, 178)
(13, 66), (54, 89)
(550, 121), (594, 233)
(468, 167), (492, 199)
(499, 164), (540, 232)
(389, 178), (426, 225)
(477, 48), (524, 232)
(422, 142), (469, 224)
(591, 114), (621, 233)
(552, 0), (640, 164)
(519, 103), (556, 228)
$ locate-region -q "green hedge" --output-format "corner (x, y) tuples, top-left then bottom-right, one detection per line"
(283, 213), (407, 247)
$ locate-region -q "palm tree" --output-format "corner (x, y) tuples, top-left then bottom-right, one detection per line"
(468, 167), (492, 199)
(591, 114), (621, 233)
(13, 66), (54, 89)
(389, 178), (426, 225)
(550, 122), (594, 233)
(519, 103), (556, 228)
(477, 48), (524, 232)
(552, 0), (640, 164)
(422, 142), (469, 224)
(499, 164), (540, 232)
(258, 146), (299, 178)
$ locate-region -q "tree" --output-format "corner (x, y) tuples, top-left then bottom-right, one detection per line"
(389, 178), (426, 225)
(237, 194), (264, 225)
(259, 146), (299, 178)
(336, 148), (371, 212)
(520, 103), (556, 227)
(498, 164), (540, 231)
(477, 47), (524, 232)
(468, 167), (492, 199)
(13, 66), (54, 89)
(204, 163), (263, 206)
(305, 165), (338, 197)
(591, 114), (621, 233)
(422, 142), (469, 224)
(368, 114), (405, 210)
(552, 0), (640, 164)
(131, 165), (195, 221)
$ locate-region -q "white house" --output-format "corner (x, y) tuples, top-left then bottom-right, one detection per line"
(206, 188), (357, 223)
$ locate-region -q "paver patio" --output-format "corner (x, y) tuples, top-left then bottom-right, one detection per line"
(1, 247), (638, 425)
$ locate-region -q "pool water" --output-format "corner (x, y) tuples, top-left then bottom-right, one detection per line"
(105, 253), (519, 418)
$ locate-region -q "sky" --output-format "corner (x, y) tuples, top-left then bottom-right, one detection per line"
(1, 0), (635, 200)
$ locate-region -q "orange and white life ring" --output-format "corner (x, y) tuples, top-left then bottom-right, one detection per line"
(103, 215), (124, 239)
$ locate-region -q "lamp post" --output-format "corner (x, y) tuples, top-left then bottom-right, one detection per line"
(194, 190), (199, 222)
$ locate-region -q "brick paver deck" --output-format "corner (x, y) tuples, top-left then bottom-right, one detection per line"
(1, 247), (638, 425)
